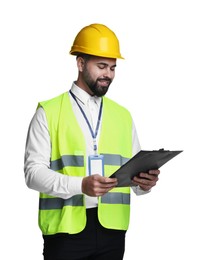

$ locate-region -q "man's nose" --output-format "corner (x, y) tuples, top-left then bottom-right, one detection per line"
(103, 68), (113, 78)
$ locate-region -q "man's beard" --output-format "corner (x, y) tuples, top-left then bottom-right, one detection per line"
(88, 79), (111, 97)
(83, 69), (112, 97)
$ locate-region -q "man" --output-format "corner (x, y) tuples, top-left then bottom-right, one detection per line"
(24, 23), (160, 260)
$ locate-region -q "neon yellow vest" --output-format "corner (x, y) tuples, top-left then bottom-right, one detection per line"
(38, 92), (133, 235)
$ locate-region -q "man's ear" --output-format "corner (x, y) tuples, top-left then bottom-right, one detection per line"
(77, 56), (85, 72)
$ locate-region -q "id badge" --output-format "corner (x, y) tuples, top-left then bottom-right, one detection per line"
(88, 155), (104, 176)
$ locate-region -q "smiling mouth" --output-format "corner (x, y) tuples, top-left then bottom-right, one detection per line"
(98, 79), (111, 86)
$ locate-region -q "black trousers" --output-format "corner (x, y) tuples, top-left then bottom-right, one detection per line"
(43, 208), (126, 260)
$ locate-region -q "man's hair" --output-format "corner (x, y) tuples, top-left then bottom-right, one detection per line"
(76, 53), (91, 62)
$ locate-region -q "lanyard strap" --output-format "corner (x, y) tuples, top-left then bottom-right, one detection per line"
(70, 90), (103, 153)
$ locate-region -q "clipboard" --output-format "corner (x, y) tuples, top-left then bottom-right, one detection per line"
(110, 149), (183, 187)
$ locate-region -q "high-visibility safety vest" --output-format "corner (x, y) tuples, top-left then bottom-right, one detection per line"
(38, 92), (133, 235)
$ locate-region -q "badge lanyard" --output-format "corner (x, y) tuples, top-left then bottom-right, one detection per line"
(70, 90), (103, 155)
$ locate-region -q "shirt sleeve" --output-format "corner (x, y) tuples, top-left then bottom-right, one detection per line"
(131, 119), (151, 196)
(24, 107), (83, 199)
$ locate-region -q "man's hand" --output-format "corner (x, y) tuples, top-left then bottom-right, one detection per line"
(132, 170), (160, 191)
(82, 174), (118, 197)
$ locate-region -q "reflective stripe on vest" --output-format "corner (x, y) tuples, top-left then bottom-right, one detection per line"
(50, 155), (84, 171)
(39, 192), (130, 210)
(39, 195), (84, 209)
(50, 153), (129, 171)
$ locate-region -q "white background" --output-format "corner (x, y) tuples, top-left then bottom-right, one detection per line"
(1, 0), (208, 259)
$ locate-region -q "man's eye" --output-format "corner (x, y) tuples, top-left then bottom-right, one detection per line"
(98, 65), (105, 69)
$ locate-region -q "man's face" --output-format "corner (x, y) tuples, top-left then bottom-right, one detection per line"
(82, 56), (117, 97)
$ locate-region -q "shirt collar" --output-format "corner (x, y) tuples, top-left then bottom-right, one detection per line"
(70, 82), (102, 106)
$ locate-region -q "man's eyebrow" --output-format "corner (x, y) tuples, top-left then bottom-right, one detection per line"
(97, 62), (117, 68)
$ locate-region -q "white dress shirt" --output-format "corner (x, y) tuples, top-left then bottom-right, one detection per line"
(24, 83), (149, 208)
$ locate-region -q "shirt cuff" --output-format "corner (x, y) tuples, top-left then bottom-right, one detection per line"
(66, 176), (83, 196)
(131, 185), (151, 196)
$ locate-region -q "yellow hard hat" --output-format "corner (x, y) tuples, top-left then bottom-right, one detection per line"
(69, 23), (124, 59)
